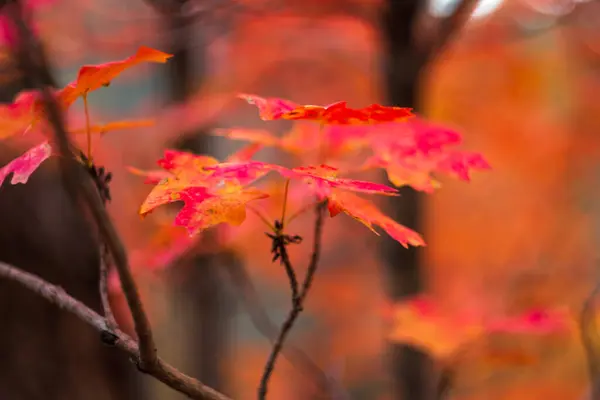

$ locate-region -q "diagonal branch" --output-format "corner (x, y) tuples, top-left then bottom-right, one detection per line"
(413, 0), (480, 63)
(581, 278), (600, 399)
(7, 0), (158, 369)
(99, 245), (118, 330)
(0, 261), (231, 400)
(224, 259), (335, 396)
(258, 203), (326, 399)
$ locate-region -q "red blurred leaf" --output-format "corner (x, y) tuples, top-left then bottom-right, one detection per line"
(365, 119), (491, 191)
(283, 164), (398, 198)
(387, 296), (570, 361)
(206, 161), (398, 198)
(239, 94), (414, 125)
(0, 141), (52, 187)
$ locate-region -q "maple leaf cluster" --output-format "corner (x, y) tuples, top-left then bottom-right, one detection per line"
(0, 46), (170, 188)
(134, 93), (489, 248)
(0, 46), (490, 251)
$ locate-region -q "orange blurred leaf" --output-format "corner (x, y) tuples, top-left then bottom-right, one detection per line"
(71, 46), (172, 98)
(70, 119), (155, 136)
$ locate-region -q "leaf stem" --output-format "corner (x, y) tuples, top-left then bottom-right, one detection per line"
(247, 205), (276, 231)
(286, 200), (322, 226)
(317, 123), (326, 164)
(280, 179), (290, 230)
(258, 202), (326, 400)
(83, 91), (92, 165)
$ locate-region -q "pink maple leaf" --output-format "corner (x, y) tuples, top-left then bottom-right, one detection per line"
(0, 141), (52, 187)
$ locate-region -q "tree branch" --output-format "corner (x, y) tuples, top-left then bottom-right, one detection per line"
(0, 261), (231, 400)
(258, 203), (326, 399)
(224, 259), (335, 396)
(279, 242), (300, 305)
(581, 278), (600, 399)
(413, 0), (480, 63)
(7, 0), (158, 369)
(99, 245), (118, 331)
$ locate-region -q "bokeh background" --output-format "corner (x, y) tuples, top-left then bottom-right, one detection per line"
(0, 0), (599, 399)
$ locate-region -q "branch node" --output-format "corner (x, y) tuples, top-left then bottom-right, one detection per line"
(100, 329), (119, 346)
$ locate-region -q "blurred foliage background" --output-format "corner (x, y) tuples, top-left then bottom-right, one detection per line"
(0, 0), (599, 399)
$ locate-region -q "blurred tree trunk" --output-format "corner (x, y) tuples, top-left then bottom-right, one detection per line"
(0, 61), (136, 399)
(381, 1), (435, 399)
(150, 8), (231, 399)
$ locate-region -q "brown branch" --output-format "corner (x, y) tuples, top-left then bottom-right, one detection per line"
(581, 277), (600, 399)
(0, 261), (231, 400)
(7, 0), (158, 370)
(413, 0), (480, 63)
(99, 245), (118, 331)
(279, 243), (300, 305)
(258, 203), (326, 399)
(224, 260), (335, 396)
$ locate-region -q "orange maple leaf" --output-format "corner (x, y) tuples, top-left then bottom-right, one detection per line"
(175, 186), (269, 235)
(68, 46), (172, 101)
(136, 150), (269, 235)
(0, 89), (51, 138)
(239, 94), (414, 125)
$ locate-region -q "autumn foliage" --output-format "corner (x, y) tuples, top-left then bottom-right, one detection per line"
(1, 45), (577, 397)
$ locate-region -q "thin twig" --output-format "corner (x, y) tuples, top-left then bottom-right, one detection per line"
(9, 2), (158, 369)
(99, 245), (118, 331)
(258, 203), (326, 399)
(435, 365), (454, 400)
(299, 203), (326, 302)
(0, 261), (231, 400)
(279, 243), (299, 305)
(581, 278), (600, 399)
(224, 260), (334, 396)
(413, 0), (480, 63)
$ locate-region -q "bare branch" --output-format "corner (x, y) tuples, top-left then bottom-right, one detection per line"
(258, 203), (326, 399)
(99, 245), (118, 330)
(7, 0), (158, 369)
(224, 260), (335, 396)
(279, 243), (300, 305)
(581, 278), (600, 399)
(0, 261), (231, 400)
(413, 0), (480, 63)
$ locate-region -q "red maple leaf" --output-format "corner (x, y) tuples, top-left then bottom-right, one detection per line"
(364, 119), (491, 192)
(205, 161), (398, 199)
(239, 94), (414, 125)
(0, 141), (53, 187)
(327, 190), (424, 248)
